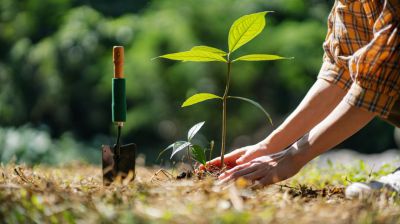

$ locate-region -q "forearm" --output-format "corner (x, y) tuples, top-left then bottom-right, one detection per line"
(260, 79), (346, 153)
(292, 100), (375, 164)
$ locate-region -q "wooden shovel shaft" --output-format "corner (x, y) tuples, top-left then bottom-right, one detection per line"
(113, 46), (124, 78)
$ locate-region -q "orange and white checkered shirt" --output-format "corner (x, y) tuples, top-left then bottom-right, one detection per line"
(318, 0), (400, 118)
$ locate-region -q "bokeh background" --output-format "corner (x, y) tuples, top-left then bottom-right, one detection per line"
(0, 0), (398, 165)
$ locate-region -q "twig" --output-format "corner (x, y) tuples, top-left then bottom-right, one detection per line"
(150, 169), (174, 183)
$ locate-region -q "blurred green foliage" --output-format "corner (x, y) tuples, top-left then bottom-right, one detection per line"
(0, 0), (396, 164)
(0, 125), (99, 164)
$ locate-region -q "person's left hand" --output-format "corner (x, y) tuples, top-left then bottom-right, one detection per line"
(218, 152), (305, 186)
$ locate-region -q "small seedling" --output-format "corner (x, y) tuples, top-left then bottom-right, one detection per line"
(158, 121), (209, 167)
(157, 11), (292, 168)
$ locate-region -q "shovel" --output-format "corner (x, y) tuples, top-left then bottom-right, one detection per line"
(102, 46), (136, 186)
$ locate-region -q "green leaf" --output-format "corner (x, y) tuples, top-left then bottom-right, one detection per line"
(158, 50), (227, 62)
(157, 143), (174, 161)
(187, 121), (205, 141)
(191, 46), (227, 56)
(228, 11), (270, 53)
(232, 54), (292, 62)
(228, 96), (272, 125)
(191, 145), (207, 165)
(182, 93), (222, 107)
(171, 141), (191, 159)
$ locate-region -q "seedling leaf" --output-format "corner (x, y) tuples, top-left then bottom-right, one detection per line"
(191, 46), (227, 56)
(233, 54), (291, 62)
(187, 121), (205, 141)
(157, 143), (174, 161)
(228, 11), (270, 53)
(182, 93), (222, 107)
(171, 141), (191, 159)
(228, 96), (272, 125)
(191, 145), (207, 165)
(158, 50), (227, 62)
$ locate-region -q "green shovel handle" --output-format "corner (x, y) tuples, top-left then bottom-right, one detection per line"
(112, 78), (126, 123)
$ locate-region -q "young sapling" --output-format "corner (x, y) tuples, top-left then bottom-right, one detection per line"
(157, 11), (292, 168)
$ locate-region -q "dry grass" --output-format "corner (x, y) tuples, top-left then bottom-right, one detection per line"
(0, 161), (399, 224)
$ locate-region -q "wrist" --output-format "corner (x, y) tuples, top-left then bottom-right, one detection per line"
(259, 128), (286, 153)
(287, 134), (313, 167)
(291, 150), (310, 167)
(257, 139), (269, 150)
(254, 141), (269, 155)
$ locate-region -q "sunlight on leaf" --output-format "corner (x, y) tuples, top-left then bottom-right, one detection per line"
(228, 11), (271, 53)
(158, 50), (227, 62)
(187, 121), (205, 141)
(232, 54), (292, 62)
(228, 96), (272, 125)
(182, 93), (222, 107)
(191, 46), (227, 56)
(171, 141), (191, 159)
(191, 145), (207, 165)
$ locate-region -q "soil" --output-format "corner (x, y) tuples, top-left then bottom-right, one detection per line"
(1, 152), (400, 223)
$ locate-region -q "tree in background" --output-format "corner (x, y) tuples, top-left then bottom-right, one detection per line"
(0, 0), (396, 164)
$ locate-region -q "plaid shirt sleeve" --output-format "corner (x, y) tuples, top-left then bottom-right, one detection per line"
(318, 0), (400, 118)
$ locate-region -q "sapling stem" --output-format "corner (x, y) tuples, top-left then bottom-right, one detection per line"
(209, 140), (214, 162)
(220, 54), (231, 167)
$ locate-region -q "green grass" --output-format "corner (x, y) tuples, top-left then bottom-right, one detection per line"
(0, 161), (399, 224)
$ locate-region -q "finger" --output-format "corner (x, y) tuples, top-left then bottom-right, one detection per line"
(241, 167), (270, 181)
(236, 149), (265, 165)
(201, 148), (246, 170)
(257, 169), (281, 186)
(219, 165), (259, 183)
(229, 165), (259, 180)
(200, 157), (224, 170)
(199, 157), (220, 170)
(218, 163), (250, 180)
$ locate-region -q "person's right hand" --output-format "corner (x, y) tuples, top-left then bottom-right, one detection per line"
(199, 143), (268, 170)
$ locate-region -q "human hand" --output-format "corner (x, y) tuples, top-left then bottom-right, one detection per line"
(235, 142), (269, 165)
(199, 143), (268, 170)
(218, 149), (305, 186)
(199, 146), (247, 170)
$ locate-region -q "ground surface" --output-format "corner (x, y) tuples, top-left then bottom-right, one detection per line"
(1, 152), (400, 224)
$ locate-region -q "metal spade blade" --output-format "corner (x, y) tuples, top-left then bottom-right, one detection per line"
(102, 143), (136, 186)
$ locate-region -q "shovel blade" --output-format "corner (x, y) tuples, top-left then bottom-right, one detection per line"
(102, 143), (136, 186)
